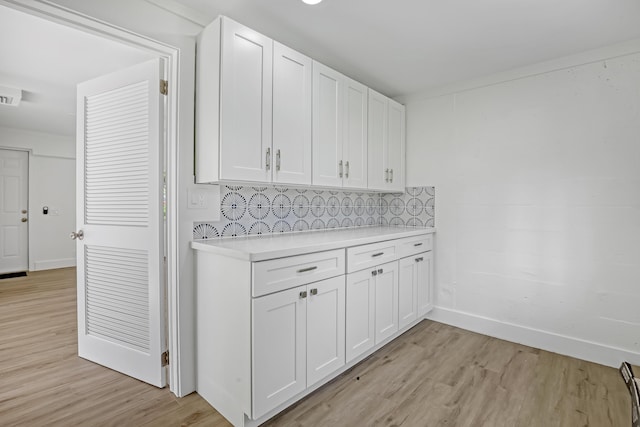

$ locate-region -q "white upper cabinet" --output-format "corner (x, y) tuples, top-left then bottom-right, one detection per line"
(273, 42), (312, 185)
(312, 61), (344, 187)
(196, 16), (404, 191)
(367, 89), (406, 192)
(313, 62), (368, 189)
(219, 18), (273, 182)
(196, 17), (311, 185)
(367, 90), (387, 190)
(343, 79), (368, 189)
(387, 98), (406, 191)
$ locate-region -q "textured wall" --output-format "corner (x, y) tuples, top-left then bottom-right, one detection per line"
(193, 185), (434, 239)
(405, 51), (640, 364)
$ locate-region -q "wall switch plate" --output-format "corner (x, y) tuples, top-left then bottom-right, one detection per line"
(188, 186), (220, 221)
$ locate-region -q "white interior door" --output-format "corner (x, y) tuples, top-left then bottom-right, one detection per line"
(0, 149), (28, 274)
(75, 59), (166, 387)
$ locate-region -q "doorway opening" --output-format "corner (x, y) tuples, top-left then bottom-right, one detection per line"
(0, 0), (180, 394)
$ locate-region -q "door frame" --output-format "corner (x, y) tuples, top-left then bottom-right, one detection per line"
(0, 0), (182, 395)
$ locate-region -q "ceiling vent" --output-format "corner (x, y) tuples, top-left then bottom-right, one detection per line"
(0, 85), (22, 107)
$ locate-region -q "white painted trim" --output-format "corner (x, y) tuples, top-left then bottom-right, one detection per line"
(1, 0), (183, 396)
(33, 258), (76, 271)
(426, 306), (640, 368)
(399, 37), (640, 102)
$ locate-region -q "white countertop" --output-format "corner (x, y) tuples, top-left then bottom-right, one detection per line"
(191, 226), (435, 261)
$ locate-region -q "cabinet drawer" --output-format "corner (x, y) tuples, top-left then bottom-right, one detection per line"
(346, 240), (397, 273)
(397, 234), (433, 259)
(253, 249), (345, 297)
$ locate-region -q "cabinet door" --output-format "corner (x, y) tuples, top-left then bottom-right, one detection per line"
(398, 256), (418, 330)
(220, 19), (273, 182)
(367, 89), (387, 191)
(307, 276), (345, 386)
(345, 269), (376, 363)
(312, 61), (343, 187)
(374, 261), (399, 344)
(252, 286), (306, 419)
(343, 78), (367, 189)
(273, 42), (312, 185)
(417, 251), (434, 317)
(387, 98), (405, 191)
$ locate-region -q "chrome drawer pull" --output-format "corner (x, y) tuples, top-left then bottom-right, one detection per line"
(415, 257), (424, 262)
(297, 266), (318, 273)
(371, 252), (384, 257)
(414, 243), (423, 247)
(372, 270), (378, 276)
(300, 291), (307, 299)
(310, 288), (318, 296)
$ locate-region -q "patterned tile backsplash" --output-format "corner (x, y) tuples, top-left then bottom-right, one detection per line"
(193, 185), (435, 239)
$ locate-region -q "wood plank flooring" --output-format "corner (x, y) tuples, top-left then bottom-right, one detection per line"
(0, 268), (633, 426)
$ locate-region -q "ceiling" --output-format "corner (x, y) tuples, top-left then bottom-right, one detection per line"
(0, 5), (155, 137)
(3, 1), (640, 137)
(170, 0), (640, 97)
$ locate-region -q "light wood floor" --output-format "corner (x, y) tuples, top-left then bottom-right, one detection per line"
(0, 268), (633, 426)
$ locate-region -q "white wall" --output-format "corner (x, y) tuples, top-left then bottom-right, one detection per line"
(403, 47), (640, 366)
(1, 126), (74, 157)
(1, 126), (76, 271)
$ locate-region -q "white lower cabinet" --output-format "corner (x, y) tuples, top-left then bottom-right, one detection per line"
(194, 229), (434, 427)
(399, 251), (434, 331)
(306, 277), (346, 386)
(252, 275), (345, 419)
(346, 260), (398, 362)
(417, 251), (434, 317)
(398, 256), (418, 330)
(345, 269), (375, 362)
(252, 286), (306, 419)
(373, 261), (399, 344)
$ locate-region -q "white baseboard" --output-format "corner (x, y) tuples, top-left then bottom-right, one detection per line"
(427, 306), (640, 368)
(33, 258), (76, 271)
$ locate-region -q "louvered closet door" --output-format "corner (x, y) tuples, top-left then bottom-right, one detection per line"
(75, 59), (166, 388)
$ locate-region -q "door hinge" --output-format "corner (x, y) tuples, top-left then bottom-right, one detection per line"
(161, 350), (169, 367)
(160, 79), (168, 95)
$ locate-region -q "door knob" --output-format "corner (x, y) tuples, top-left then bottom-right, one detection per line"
(22, 209), (27, 214)
(70, 230), (84, 240)
(21, 217), (28, 222)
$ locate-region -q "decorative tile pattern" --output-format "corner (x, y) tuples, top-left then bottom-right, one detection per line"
(193, 185), (435, 239)
(383, 186), (435, 228)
